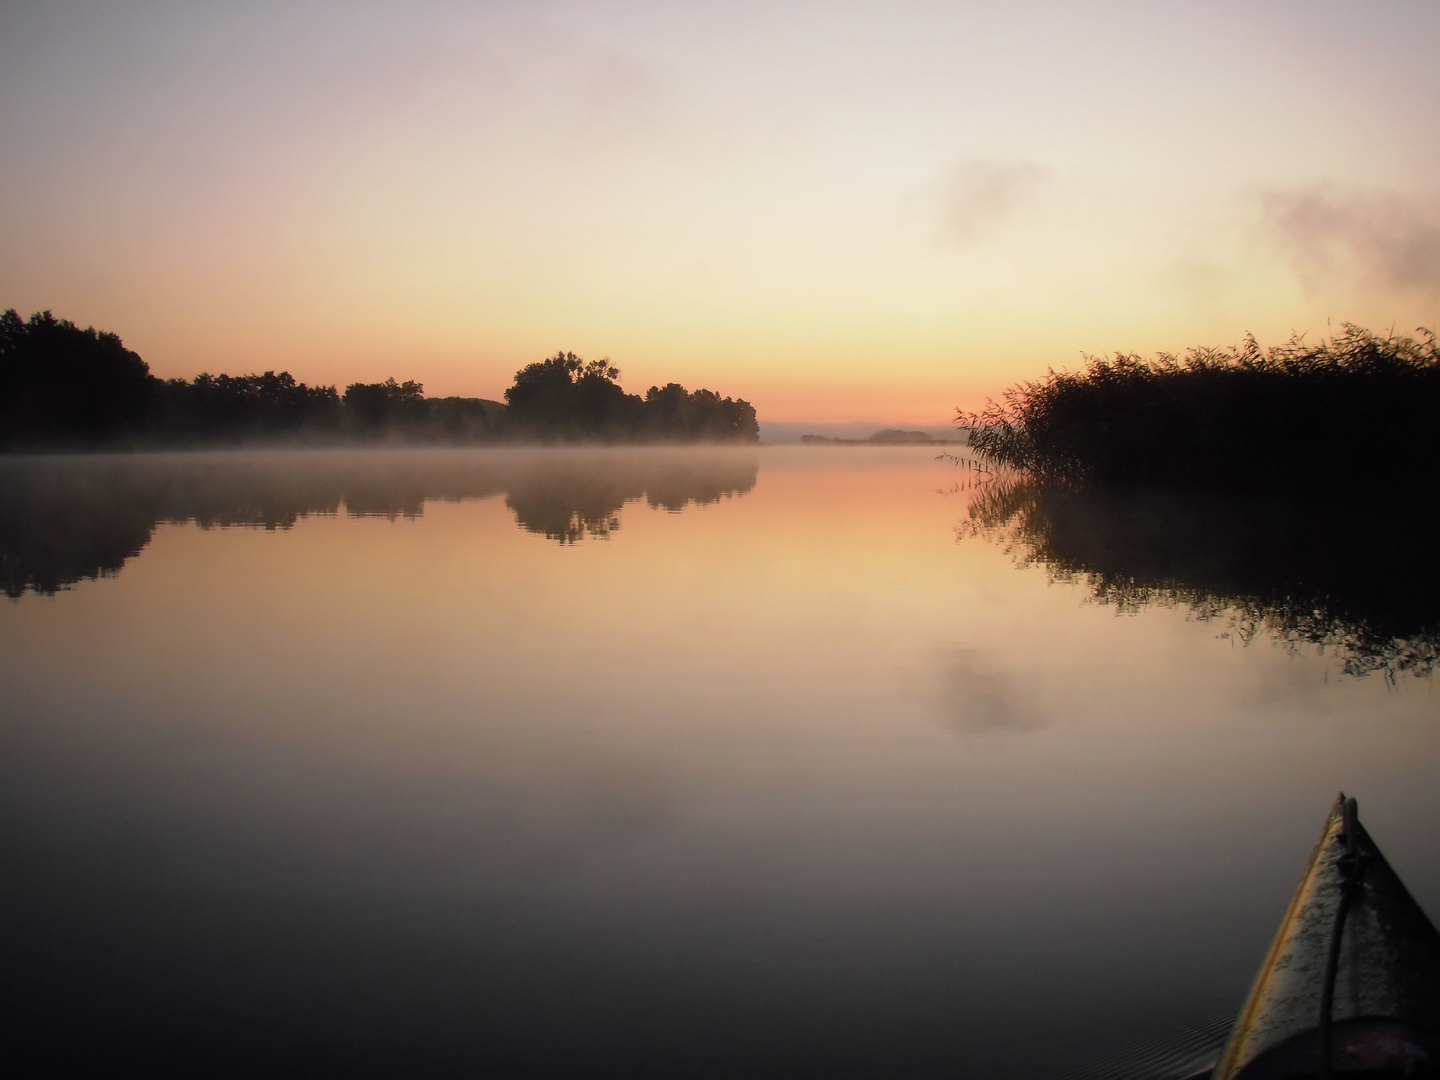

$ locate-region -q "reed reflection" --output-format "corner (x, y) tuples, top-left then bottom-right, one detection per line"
(964, 476), (1440, 679)
(0, 449), (758, 597)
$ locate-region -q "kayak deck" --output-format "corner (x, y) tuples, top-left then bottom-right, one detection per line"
(1211, 794), (1440, 1079)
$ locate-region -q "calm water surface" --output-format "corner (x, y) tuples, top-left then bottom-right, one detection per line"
(1, 447), (1436, 1078)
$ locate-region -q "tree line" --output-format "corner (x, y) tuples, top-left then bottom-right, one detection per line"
(0, 310), (759, 448)
(503, 351), (758, 442)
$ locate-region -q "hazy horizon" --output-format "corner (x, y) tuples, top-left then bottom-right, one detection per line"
(3, 1), (1438, 423)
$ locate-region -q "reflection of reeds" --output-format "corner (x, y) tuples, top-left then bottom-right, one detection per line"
(959, 325), (1440, 489)
(932, 450), (1014, 496)
(962, 475), (1439, 679)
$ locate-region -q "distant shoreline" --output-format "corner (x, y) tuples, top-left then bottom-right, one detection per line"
(799, 428), (967, 447)
(1, 312), (760, 451)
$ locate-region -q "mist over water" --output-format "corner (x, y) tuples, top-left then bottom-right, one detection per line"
(1, 446), (1436, 1078)
(0, 448), (760, 594)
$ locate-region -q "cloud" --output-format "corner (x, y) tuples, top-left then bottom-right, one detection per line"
(1260, 186), (1440, 295)
(936, 158), (1051, 246)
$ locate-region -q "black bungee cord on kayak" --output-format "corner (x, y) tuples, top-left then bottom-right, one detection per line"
(1318, 793), (1370, 1080)
(1212, 793), (1440, 1080)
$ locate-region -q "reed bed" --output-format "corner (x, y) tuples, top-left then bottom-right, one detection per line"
(959, 325), (1440, 489)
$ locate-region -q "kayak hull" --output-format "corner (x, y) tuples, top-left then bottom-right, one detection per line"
(1212, 795), (1440, 1079)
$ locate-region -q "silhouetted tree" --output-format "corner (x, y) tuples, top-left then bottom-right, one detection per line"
(502, 354), (758, 442)
(504, 353), (641, 439)
(0, 309), (154, 447)
(426, 397), (505, 442)
(640, 383), (759, 441)
(159, 370), (341, 440)
(1, 312), (760, 447)
(344, 378), (427, 433)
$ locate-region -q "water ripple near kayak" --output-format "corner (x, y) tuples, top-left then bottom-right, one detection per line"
(1043, 1014), (1233, 1080)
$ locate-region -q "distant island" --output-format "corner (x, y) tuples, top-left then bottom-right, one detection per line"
(0, 310), (759, 449)
(801, 429), (963, 446)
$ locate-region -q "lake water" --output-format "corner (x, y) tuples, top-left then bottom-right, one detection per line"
(2, 446), (1436, 1078)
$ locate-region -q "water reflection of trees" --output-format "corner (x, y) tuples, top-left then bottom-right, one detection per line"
(504, 458), (762, 543)
(0, 450), (758, 597)
(963, 477), (1439, 678)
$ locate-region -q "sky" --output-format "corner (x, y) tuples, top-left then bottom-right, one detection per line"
(2, 1), (1438, 425)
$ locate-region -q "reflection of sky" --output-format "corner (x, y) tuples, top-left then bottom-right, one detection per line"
(2, 2), (1438, 423)
(2, 446), (1437, 1074)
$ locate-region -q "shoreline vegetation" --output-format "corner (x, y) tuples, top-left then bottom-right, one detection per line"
(0, 311), (759, 449)
(958, 324), (1439, 491)
(800, 429), (964, 446)
(955, 325), (1440, 678)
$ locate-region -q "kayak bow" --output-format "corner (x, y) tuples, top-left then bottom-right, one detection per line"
(1212, 794), (1440, 1079)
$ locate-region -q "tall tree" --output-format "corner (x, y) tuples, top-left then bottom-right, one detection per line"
(505, 353), (639, 439)
(0, 310), (155, 446)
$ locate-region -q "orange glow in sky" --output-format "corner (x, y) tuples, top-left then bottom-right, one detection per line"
(2, 2), (1438, 425)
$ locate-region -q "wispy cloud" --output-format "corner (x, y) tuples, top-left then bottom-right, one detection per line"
(935, 158), (1051, 246)
(1261, 185), (1440, 295)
